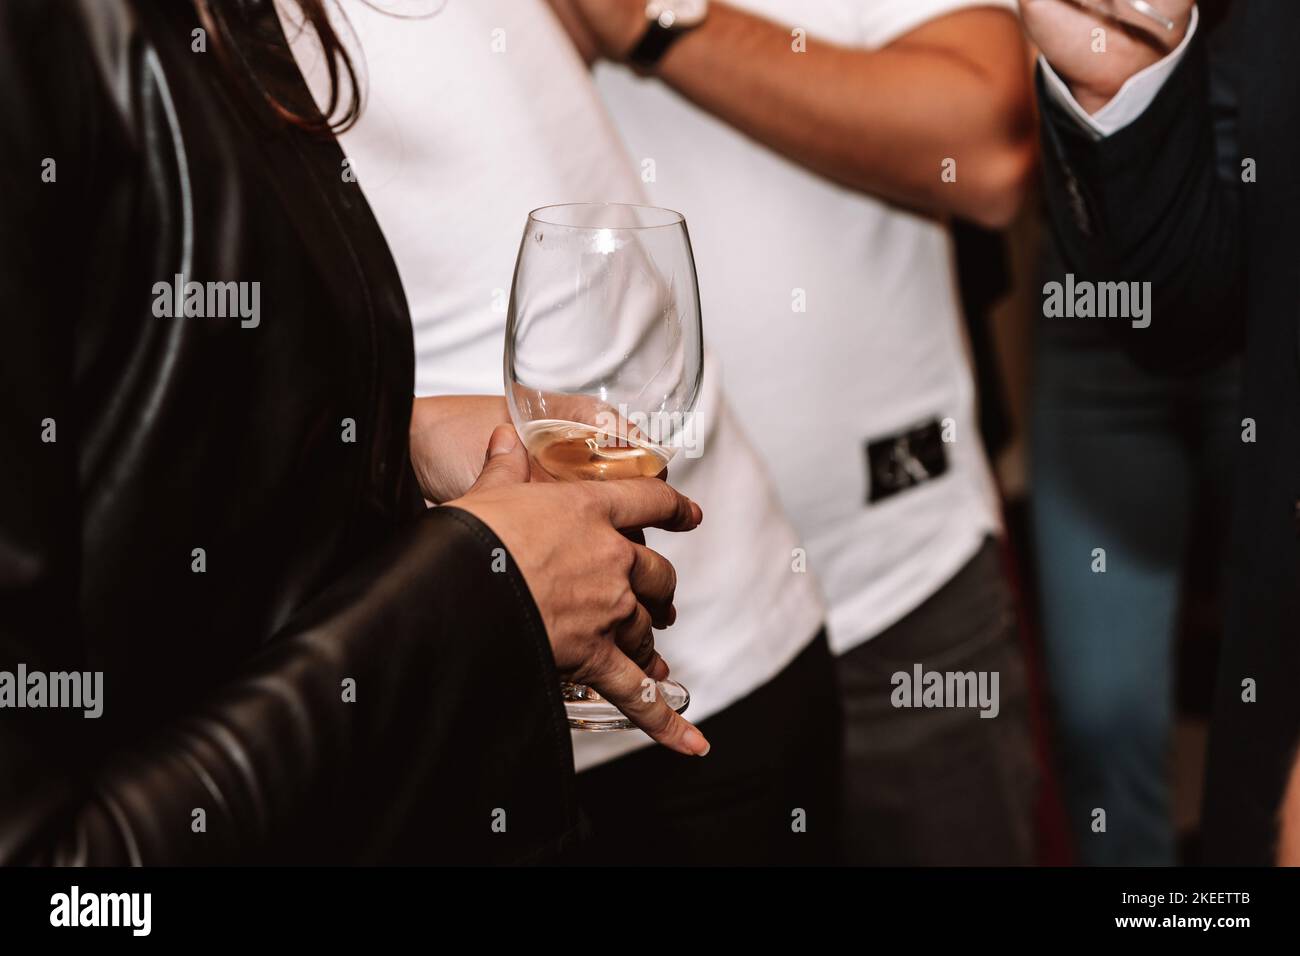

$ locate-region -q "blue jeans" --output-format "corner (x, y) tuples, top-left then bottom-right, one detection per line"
(1030, 331), (1240, 865)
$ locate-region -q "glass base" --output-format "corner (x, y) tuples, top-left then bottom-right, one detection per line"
(563, 679), (689, 731)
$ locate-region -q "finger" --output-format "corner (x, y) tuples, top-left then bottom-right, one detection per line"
(588, 477), (702, 532)
(627, 543), (676, 628)
(621, 528), (646, 547)
(612, 602), (658, 671)
(527, 456), (558, 484)
(644, 652), (670, 681)
(661, 604), (677, 629)
(463, 425), (529, 493)
(585, 648), (709, 757)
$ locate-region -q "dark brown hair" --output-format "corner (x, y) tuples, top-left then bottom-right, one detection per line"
(193, 0), (363, 134)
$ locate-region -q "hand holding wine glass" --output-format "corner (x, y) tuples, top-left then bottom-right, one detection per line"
(448, 424), (710, 756)
(1020, 0), (1193, 114)
(505, 202), (705, 730)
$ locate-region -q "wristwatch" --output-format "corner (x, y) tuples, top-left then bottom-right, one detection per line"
(629, 0), (709, 71)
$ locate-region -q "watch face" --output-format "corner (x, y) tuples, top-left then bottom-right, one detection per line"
(647, 0), (708, 29)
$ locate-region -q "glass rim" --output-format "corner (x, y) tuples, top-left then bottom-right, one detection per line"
(527, 201), (686, 231)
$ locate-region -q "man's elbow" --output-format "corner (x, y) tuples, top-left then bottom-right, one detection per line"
(964, 137), (1038, 230)
(958, 76), (1039, 229)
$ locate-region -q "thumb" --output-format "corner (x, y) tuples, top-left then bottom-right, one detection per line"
(465, 424), (529, 493)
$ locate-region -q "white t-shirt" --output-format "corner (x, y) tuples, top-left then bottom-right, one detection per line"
(595, 0), (1012, 653)
(282, 0), (826, 770)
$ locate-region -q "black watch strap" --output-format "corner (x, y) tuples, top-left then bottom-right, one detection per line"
(629, 20), (686, 70)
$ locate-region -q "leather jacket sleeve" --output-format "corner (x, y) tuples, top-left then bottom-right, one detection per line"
(2, 507), (578, 865)
(0, 0), (577, 864)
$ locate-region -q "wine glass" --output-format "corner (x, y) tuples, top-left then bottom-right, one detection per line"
(504, 202), (704, 731)
(1073, 0), (1176, 32)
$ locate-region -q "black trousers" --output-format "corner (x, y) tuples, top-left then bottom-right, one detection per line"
(576, 632), (841, 865)
(837, 537), (1037, 865)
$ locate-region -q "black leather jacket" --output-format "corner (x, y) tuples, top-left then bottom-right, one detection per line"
(0, 0), (576, 864)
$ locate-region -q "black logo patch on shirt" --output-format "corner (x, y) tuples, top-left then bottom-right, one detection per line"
(866, 418), (949, 504)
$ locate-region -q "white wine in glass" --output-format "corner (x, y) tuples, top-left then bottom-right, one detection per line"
(521, 419), (674, 482)
(505, 202), (704, 731)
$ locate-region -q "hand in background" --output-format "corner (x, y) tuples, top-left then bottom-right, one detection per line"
(1020, 0), (1194, 113)
(410, 393), (667, 505)
(1280, 749), (1300, 865)
(410, 395), (553, 505)
(449, 426), (710, 756)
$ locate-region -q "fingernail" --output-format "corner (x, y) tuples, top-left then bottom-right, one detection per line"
(488, 426), (517, 457)
(682, 727), (710, 757)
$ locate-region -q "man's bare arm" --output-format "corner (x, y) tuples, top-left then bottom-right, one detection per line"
(570, 2), (1037, 227)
